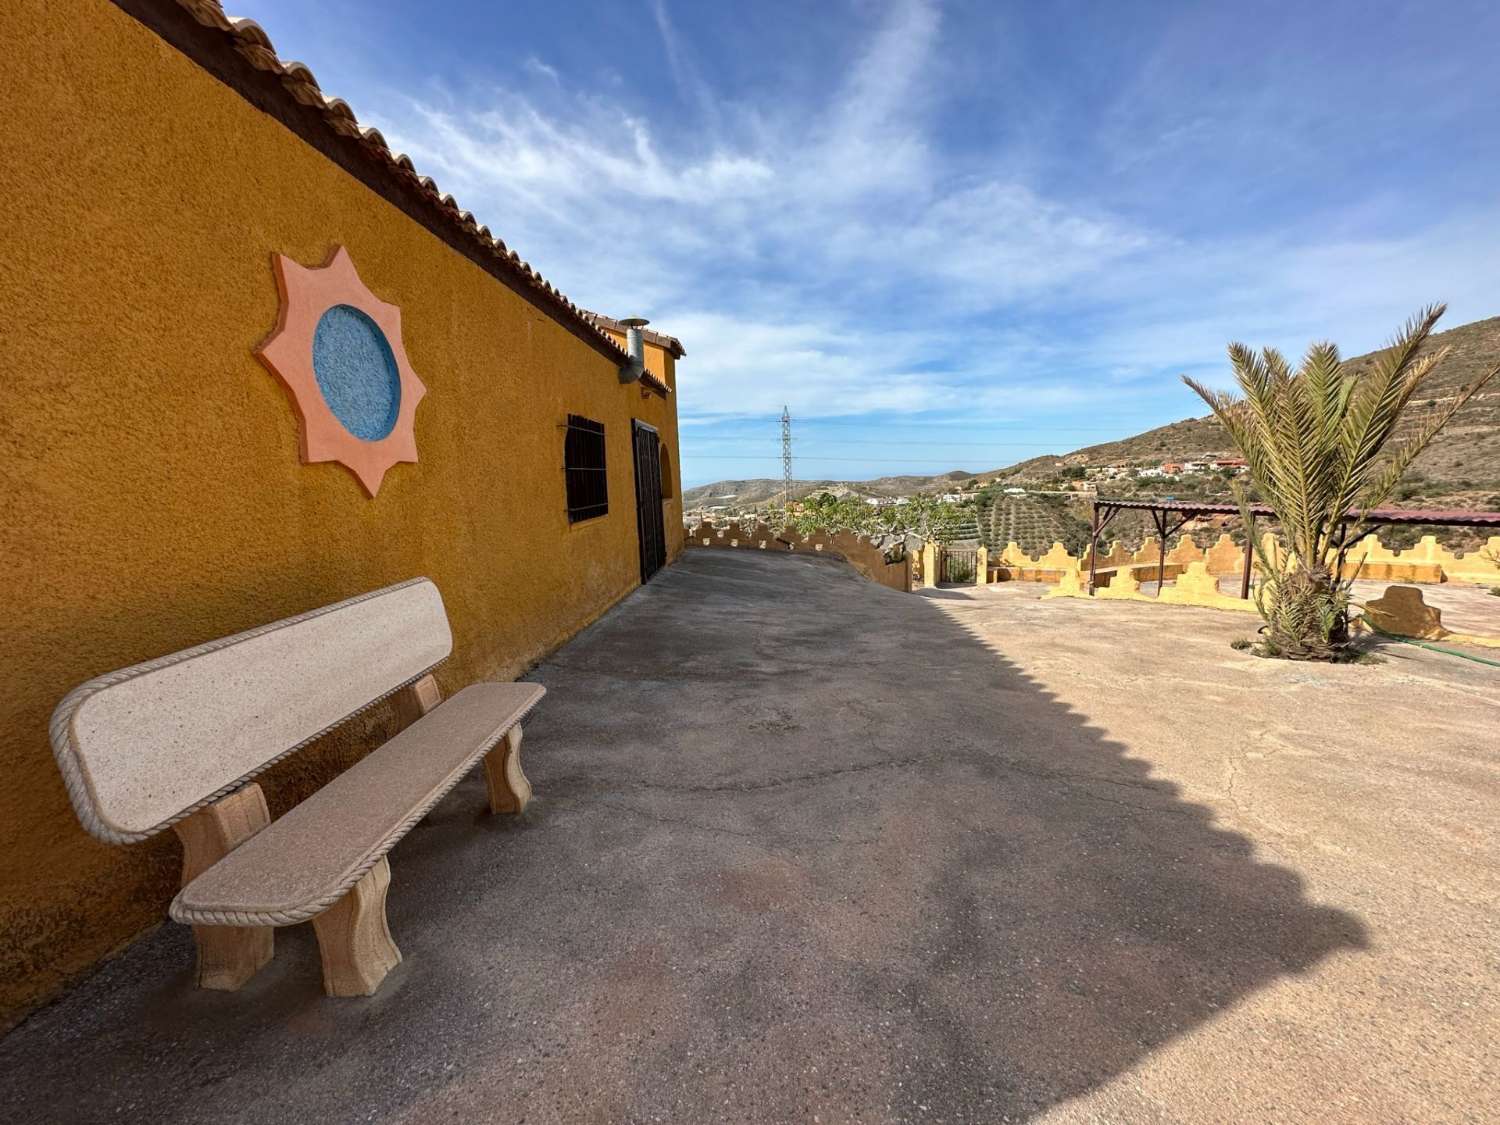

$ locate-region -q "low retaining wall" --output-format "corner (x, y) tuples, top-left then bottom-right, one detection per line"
(1322, 533), (1497, 586)
(684, 522), (1500, 601)
(1047, 560), (1258, 614)
(684, 521), (911, 592)
(1356, 586), (1500, 649)
(1001, 530), (1500, 588)
(1048, 563), (1500, 646)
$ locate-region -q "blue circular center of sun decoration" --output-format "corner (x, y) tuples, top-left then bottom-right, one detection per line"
(311, 304), (402, 441)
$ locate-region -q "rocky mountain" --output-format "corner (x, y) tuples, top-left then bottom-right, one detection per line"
(1048, 317), (1499, 479)
(1035, 314), (1500, 509)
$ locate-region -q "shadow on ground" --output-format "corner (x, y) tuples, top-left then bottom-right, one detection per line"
(0, 550), (1366, 1123)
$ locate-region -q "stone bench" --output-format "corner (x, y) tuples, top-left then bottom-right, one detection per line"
(1339, 560), (1445, 584)
(1090, 561), (1187, 586)
(989, 565), (1071, 584)
(49, 578), (542, 997)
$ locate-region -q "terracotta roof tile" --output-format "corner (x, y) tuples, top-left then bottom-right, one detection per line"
(579, 310), (687, 359)
(169, 1), (645, 370)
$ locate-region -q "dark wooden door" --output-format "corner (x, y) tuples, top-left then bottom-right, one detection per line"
(632, 420), (667, 583)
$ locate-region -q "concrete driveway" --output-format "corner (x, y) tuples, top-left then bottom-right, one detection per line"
(1, 550), (1494, 1123)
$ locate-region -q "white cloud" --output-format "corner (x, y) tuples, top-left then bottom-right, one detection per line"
(327, 0), (1498, 480)
(522, 56), (560, 85)
(350, 0), (1169, 429)
(659, 311), (945, 419)
(805, 0), (941, 198)
(877, 181), (1150, 300)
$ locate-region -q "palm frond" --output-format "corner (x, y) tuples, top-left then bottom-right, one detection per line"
(1346, 360), (1500, 537)
(1183, 305), (1484, 660)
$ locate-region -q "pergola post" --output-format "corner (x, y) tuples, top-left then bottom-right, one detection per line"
(1154, 511), (1168, 597)
(1087, 504), (1100, 595)
(1240, 514), (1255, 600)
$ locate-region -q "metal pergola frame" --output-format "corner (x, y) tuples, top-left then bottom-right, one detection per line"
(1087, 497), (1500, 599)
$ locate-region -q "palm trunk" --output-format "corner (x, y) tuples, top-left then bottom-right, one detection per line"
(1261, 562), (1348, 659)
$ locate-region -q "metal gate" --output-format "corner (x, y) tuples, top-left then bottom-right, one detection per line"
(939, 547), (977, 584)
(632, 420), (667, 583)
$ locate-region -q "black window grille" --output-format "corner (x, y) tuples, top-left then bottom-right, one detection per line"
(564, 415), (608, 522)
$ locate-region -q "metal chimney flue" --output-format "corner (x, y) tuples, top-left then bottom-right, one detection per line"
(618, 317), (649, 384)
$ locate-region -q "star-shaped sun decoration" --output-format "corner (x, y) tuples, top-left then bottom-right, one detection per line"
(256, 246), (426, 497)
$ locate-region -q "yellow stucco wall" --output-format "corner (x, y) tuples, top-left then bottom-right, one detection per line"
(0, 0), (684, 1025)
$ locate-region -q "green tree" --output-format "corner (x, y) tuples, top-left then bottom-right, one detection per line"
(1184, 305), (1497, 660)
(876, 496), (964, 543)
(781, 492), (968, 545)
(786, 492), (878, 536)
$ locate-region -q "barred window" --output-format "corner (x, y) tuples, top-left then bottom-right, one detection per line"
(564, 415), (608, 522)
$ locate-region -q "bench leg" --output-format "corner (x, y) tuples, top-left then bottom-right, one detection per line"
(394, 672), (442, 727)
(311, 856), (401, 997)
(173, 784), (275, 990)
(483, 724), (532, 815)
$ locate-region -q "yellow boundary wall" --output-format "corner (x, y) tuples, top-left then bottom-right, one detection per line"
(684, 521), (911, 592)
(1000, 530), (1500, 588)
(690, 531), (1500, 594)
(688, 521), (1500, 647)
(1355, 586), (1500, 649)
(685, 523), (1500, 599)
(1047, 562), (1500, 647)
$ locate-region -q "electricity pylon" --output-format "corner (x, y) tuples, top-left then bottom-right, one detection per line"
(780, 406), (793, 507)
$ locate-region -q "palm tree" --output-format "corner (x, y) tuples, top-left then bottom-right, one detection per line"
(1184, 305), (1497, 660)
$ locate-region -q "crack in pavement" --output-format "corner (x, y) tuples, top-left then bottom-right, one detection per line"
(543, 747), (1220, 827)
(615, 754), (934, 793)
(550, 795), (851, 848)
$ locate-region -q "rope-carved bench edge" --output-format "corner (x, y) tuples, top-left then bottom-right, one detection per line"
(169, 687), (544, 929)
(48, 578), (444, 847)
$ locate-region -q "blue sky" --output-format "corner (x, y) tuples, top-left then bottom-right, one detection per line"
(237, 0), (1500, 487)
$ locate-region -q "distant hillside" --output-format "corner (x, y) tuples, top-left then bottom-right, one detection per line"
(683, 471), (974, 510)
(1056, 318), (1500, 510)
(1055, 315), (1500, 486)
(976, 492), (1091, 554)
(685, 315), (1500, 514)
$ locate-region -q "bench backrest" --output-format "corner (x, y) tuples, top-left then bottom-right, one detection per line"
(50, 578), (453, 844)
